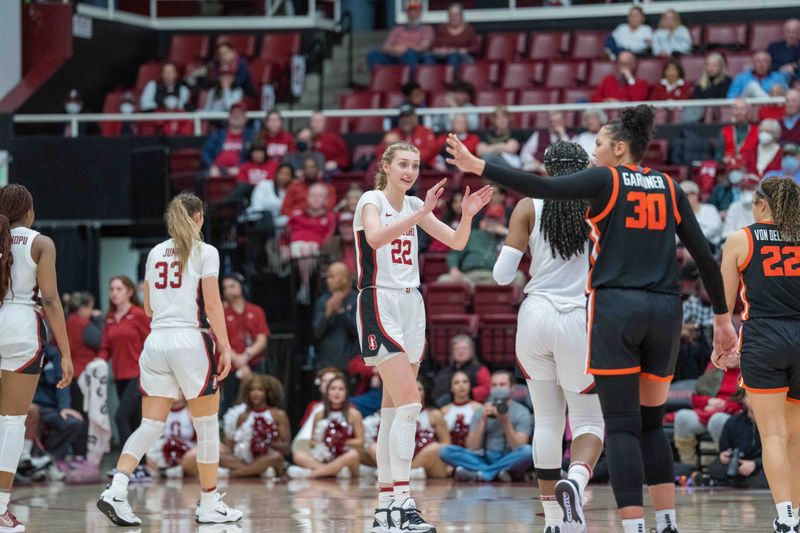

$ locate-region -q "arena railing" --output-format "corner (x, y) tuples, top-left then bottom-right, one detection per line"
(12, 97), (786, 137)
(77, 0), (341, 31)
(398, 0), (800, 24)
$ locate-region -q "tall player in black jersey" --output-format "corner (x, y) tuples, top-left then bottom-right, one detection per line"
(447, 105), (738, 533)
(716, 176), (800, 533)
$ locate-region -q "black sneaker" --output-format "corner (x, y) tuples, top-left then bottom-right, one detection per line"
(773, 517), (800, 533)
(370, 507), (392, 533)
(130, 465), (152, 483)
(555, 479), (586, 533)
(544, 526), (562, 533)
(390, 498), (436, 532)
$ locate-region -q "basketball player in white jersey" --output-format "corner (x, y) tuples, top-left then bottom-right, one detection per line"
(97, 193), (242, 526)
(354, 142), (492, 533)
(492, 141), (605, 533)
(0, 184), (73, 533)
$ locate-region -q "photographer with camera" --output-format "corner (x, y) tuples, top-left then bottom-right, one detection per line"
(439, 370), (532, 482)
(706, 397), (768, 489)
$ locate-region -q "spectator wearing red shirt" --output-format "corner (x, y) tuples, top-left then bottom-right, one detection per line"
(98, 276), (150, 445)
(434, 114), (480, 171)
(64, 292), (103, 437)
(741, 118), (784, 177)
(377, 105), (438, 167)
(649, 58), (692, 101)
(238, 144), (279, 186)
(716, 98), (758, 168)
(258, 110), (296, 162)
(280, 158), (337, 216)
(202, 103), (254, 178)
(309, 112), (350, 171)
(592, 51), (650, 103)
(287, 183), (336, 304)
(220, 274), (271, 412)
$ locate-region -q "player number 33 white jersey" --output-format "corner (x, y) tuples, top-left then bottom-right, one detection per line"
(353, 190), (423, 290)
(145, 239), (220, 329)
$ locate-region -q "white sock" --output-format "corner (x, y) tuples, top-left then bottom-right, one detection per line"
(567, 462), (592, 496)
(21, 440), (33, 461)
(655, 509), (677, 531)
(794, 507), (799, 520)
(541, 496), (560, 527)
(621, 518), (645, 533)
(0, 491), (9, 515)
(392, 482), (411, 505)
(378, 487), (393, 508)
(776, 501), (795, 523)
(110, 472), (129, 494)
(200, 487), (217, 507)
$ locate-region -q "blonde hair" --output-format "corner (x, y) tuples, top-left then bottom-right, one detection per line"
(658, 9), (682, 32)
(374, 142), (419, 190)
(165, 193), (204, 273)
(698, 52), (729, 91)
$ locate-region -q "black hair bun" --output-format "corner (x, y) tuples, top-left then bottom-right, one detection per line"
(619, 104), (655, 141)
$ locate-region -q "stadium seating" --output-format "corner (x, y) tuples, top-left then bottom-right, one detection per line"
(635, 58), (664, 85)
(586, 61), (617, 87)
(749, 21), (783, 51)
(135, 61), (163, 92)
(414, 64), (454, 93)
(168, 34), (209, 68)
(340, 91), (381, 110)
(484, 32), (525, 62)
(422, 253), (449, 282)
(458, 61), (499, 90)
(500, 62), (545, 90)
(704, 23), (748, 49)
(544, 61), (586, 89)
(259, 32), (301, 63)
(681, 55), (706, 84)
(473, 285), (521, 317)
(428, 314), (480, 366)
(478, 314), (519, 369)
(527, 32), (569, 61)
(570, 31), (607, 59)
(424, 282), (471, 315)
(217, 34), (256, 57)
(369, 65), (411, 92)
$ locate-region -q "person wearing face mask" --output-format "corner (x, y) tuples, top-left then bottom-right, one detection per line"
(709, 169), (744, 216)
(764, 143), (800, 184)
(742, 119), (784, 178)
(283, 127), (325, 172)
(63, 89), (89, 137)
(721, 174), (758, 240)
(438, 370), (533, 482)
(139, 62), (190, 112)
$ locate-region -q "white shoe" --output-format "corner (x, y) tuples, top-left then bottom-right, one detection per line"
(46, 463), (65, 482)
(97, 487), (142, 526)
(164, 465), (184, 479)
(555, 479), (586, 533)
(359, 465), (377, 477)
(262, 466), (276, 479)
(336, 467), (352, 479)
(389, 497), (436, 532)
(287, 465), (311, 479)
(195, 492), (244, 524)
(0, 510), (25, 532)
(217, 467), (230, 479)
(410, 467), (426, 480)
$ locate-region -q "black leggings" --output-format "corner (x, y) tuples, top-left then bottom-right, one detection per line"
(594, 374), (674, 508)
(114, 379), (142, 446)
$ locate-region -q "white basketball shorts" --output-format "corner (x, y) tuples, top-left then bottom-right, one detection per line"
(139, 328), (218, 400)
(357, 287), (427, 367)
(0, 303), (47, 374)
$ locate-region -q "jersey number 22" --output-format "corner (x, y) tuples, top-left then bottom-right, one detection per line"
(391, 239), (412, 265)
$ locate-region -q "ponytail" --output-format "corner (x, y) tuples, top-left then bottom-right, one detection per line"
(758, 176), (800, 243)
(0, 214), (11, 307)
(374, 142), (419, 190)
(165, 193), (204, 273)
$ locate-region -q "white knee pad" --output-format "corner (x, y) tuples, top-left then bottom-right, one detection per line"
(390, 403), (421, 479)
(193, 414), (220, 464)
(0, 415), (27, 474)
(528, 380), (567, 470)
(121, 418), (165, 462)
(564, 390), (605, 442)
(376, 408), (396, 485)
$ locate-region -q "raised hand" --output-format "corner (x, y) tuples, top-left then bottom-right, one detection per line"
(423, 178), (448, 214)
(446, 134), (485, 175)
(461, 185), (494, 218)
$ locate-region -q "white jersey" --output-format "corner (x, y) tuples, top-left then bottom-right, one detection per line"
(353, 190), (423, 290)
(524, 198), (588, 311)
(164, 406), (195, 443)
(144, 239), (219, 330)
(444, 402), (476, 431)
(3, 227), (40, 305)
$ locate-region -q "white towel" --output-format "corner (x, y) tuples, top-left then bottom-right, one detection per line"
(78, 359), (112, 466)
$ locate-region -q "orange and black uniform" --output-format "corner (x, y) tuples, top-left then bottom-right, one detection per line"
(482, 161), (729, 509)
(737, 221), (800, 401)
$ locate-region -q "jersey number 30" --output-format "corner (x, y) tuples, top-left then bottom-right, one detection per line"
(761, 246), (800, 277)
(154, 261), (183, 289)
(391, 239), (413, 265)
(625, 192), (666, 231)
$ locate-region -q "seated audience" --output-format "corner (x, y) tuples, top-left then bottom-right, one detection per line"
(203, 63), (244, 112)
(742, 118), (784, 178)
(312, 262), (359, 372)
(258, 110), (296, 162)
(671, 362), (742, 468)
(767, 19), (800, 81)
(289, 376), (364, 478)
(606, 6), (653, 58)
(708, 169), (744, 216)
(439, 371), (533, 482)
(650, 58), (692, 101)
(727, 51), (790, 98)
(476, 107), (522, 169)
(281, 158), (337, 216)
(430, 81), (479, 133)
(283, 127), (326, 172)
(140, 62), (191, 112)
(320, 212), (358, 276)
(428, 2), (480, 69)
(441, 371), (483, 447)
(591, 51), (650, 103)
(213, 41), (255, 97)
(780, 89), (800, 145)
(292, 368), (345, 453)
(217, 375), (290, 478)
(309, 112), (350, 171)
(432, 335), (491, 404)
(385, 81), (429, 131)
(677, 278), (715, 381)
(680, 180), (722, 247)
(757, 85), (788, 121)
(652, 9), (692, 57)
(434, 114), (480, 171)
(367, 1), (433, 70)
(378, 105), (438, 168)
(238, 144), (279, 188)
(427, 191), (464, 253)
(520, 111), (574, 173)
(716, 99), (758, 168)
(764, 143), (800, 183)
(145, 395), (196, 477)
(705, 399), (768, 489)
(247, 163), (294, 227)
(574, 109), (607, 161)
(202, 103), (254, 177)
(721, 173), (758, 239)
(693, 53), (732, 100)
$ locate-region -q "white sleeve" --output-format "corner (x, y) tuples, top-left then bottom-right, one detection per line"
(354, 191), (382, 230)
(492, 245), (524, 285)
(408, 196), (424, 212)
(179, 85), (191, 110)
(144, 250), (154, 282)
(139, 81), (157, 111)
(201, 244), (220, 279)
(519, 132), (539, 165)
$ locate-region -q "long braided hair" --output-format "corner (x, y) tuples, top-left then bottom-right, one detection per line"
(756, 176), (800, 243)
(0, 185), (34, 307)
(540, 141), (590, 260)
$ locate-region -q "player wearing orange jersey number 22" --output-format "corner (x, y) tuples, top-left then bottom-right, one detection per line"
(447, 105), (737, 533)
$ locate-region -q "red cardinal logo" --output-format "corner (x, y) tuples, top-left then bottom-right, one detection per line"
(367, 334), (378, 351)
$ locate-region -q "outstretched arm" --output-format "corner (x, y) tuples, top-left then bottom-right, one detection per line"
(418, 185), (493, 250)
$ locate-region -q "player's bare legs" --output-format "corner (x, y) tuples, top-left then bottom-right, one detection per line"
(786, 402), (800, 514)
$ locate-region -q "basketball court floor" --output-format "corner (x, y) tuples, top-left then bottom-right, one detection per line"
(10, 478), (777, 532)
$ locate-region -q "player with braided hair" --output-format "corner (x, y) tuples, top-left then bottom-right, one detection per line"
(492, 141), (604, 533)
(716, 176), (800, 532)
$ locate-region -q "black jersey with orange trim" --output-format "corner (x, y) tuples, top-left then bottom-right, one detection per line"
(586, 165), (682, 295)
(738, 222), (800, 321)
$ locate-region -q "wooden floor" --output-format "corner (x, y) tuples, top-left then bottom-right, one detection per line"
(9, 477), (778, 532)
